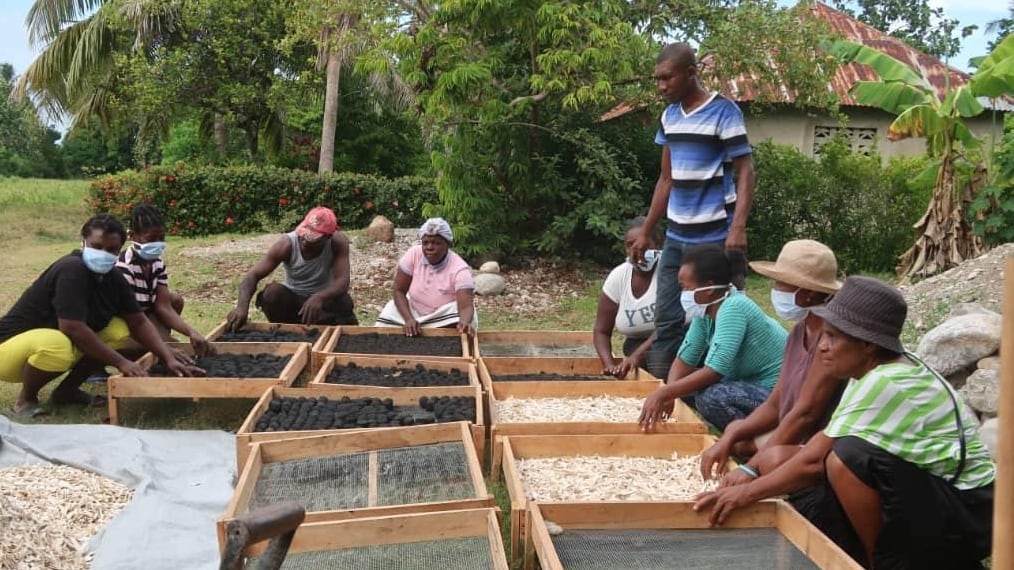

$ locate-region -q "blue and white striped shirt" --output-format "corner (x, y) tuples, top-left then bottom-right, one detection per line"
(654, 93), (752, 244)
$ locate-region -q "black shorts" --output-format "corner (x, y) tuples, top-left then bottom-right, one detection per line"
(790, 436), (993, 569)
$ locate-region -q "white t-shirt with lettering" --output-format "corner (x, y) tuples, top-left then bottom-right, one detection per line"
(601, 262), (657, 340)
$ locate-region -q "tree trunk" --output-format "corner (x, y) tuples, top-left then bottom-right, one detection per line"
(318, 47), (342, 174)
(214, 113), (228, 157)
(245, 127), (259, 161)
(898, 156), (987, 279)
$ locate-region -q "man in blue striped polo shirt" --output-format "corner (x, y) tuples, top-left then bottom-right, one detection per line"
(632, 42), (756, 381)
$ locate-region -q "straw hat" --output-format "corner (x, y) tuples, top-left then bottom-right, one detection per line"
(749, 240), (841, 294)
(811, 276), (907, 354)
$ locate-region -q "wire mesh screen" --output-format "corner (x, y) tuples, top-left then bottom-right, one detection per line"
(376, 442), (474, 506)
(482, 343), (598, 357)
(550, 528), (819, 569)
(249, 442), (473, 512)
(248, 537), (493, 570)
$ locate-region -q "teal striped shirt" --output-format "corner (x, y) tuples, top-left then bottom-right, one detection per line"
(677, 292), (787, 389)
(825, 361), (995, 490)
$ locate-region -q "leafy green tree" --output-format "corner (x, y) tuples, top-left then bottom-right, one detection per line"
(986, 3), (1013, 52)
(61, 118), (136, 176)
(15, 0), (184, 130)
(829, 0), (970, 59)
(123, 0), (291, 160)
(377, 0), (836, 257)
(0, 63), (65, 178)
(273, 70), (427, 176)
(282, 0), (412, 173)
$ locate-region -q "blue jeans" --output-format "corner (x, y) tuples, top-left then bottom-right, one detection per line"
(686, 378), (771, 431)
(645, 237), (725, 378)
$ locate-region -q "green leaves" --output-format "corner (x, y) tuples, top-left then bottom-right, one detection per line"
(824, 39), (928, 87)
(849, 81), (931, 114)
(970, 34), (1014, 99)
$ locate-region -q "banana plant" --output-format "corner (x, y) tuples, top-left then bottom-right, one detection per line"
(824, 37), (1013, 278)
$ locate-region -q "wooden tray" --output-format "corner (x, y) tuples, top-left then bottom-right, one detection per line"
(236, 508), (509, 569)
(472, 330), (597, 358)
(488, 380), (706, 475)
(314, 326), (470, 371)
(478, 356), (656, 393)
(235, 384), (485, 468)
(500, 433), (728, 562)
(205, 321), (333, 351)
(528, 501), (862, 570)
(220, 423), (492, 550)
(107, 342), (308, 425)
(309, 355), (480, 390)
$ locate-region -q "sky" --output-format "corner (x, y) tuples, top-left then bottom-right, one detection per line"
(0, 0), (1008, 124)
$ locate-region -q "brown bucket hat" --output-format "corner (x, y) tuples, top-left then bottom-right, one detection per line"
(811, 276), (907, 353)
(749, 240), (842, 294)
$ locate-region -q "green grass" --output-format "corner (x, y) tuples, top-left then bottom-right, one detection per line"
(0, 179), (797, 429)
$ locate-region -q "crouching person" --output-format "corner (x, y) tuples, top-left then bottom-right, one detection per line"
(0, 214), (201, 419)
(226, 206), (358, 330)
(694, 276), (994, 569)
(375, 218), (477, 336)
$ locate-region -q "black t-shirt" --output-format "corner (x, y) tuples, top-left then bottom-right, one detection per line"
(0, 251), (142, 343)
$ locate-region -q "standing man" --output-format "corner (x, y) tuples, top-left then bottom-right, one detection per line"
(632, 42), (756, 380)
(226, 206), (358, 330)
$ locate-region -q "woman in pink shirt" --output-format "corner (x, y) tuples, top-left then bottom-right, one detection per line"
(375, 218), (477, 336)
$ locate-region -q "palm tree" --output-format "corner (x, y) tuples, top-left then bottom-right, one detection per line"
(827, 37), (1014, 278)
(307, 2), (413, 173)
(13, 0), (183, 131)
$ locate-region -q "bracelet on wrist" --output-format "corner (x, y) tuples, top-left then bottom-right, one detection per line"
(737, 464), (759, 479)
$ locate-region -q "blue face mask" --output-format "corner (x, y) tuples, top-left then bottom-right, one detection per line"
(771, 289), (808, 321)
(680, 285), (730, 322)
(82, 246), (118, 274)
(135, 241), (167, 260)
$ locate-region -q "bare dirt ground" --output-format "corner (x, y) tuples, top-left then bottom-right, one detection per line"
(176, 230), (1011, 338)
(899, 242), (1012, 341)
(177, 229), (594, 319)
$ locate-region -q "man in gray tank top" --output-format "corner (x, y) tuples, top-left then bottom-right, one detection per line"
(225, 207), (357, 329)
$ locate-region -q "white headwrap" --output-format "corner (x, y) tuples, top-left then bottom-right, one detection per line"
(419, 217), (453, 244)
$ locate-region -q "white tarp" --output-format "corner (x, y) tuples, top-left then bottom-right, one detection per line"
(0, 416), (236, 570)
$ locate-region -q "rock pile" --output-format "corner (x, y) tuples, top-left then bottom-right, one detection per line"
(912, 302), (1004, 457)
(914, 303), (1002, 420)
(473, 260), (506, 296)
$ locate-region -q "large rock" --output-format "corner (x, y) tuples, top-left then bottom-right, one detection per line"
(979, 418), (999, 459)
(960, 369), (1000, 416)
(946, 303), (998, 319)
(474, 272), (506, 296)
(479, 261), (501, 274)
(977, 356), (1001, 371)
(365, 215), (395, 243)
(914, 313), (1002, 377)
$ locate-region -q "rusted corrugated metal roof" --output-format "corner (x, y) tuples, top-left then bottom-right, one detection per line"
(602, 1), (1011, 120)
(725, 2), (987, 107)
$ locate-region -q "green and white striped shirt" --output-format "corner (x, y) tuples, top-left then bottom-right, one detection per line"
(824, 360), (995, 490)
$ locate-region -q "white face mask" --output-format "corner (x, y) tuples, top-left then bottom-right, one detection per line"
(680, 285), (730, 322)
(771, 288), (808, 321)
(627, 249), (660, 272)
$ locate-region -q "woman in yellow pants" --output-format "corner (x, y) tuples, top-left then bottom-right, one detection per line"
(0, 214), (199, 419)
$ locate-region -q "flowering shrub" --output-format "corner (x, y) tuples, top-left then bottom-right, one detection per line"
(87, 164), (436, 235)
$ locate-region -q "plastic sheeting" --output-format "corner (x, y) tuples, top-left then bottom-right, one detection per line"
(0, 416), (236, 570)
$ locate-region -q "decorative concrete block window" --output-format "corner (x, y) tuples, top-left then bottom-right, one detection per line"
(812, 125), (878, 156)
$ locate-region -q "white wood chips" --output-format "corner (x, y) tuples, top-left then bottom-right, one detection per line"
(494, 396), (651, 423)
(516, 453), (717, 501)
(0, 464), (133, 570)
